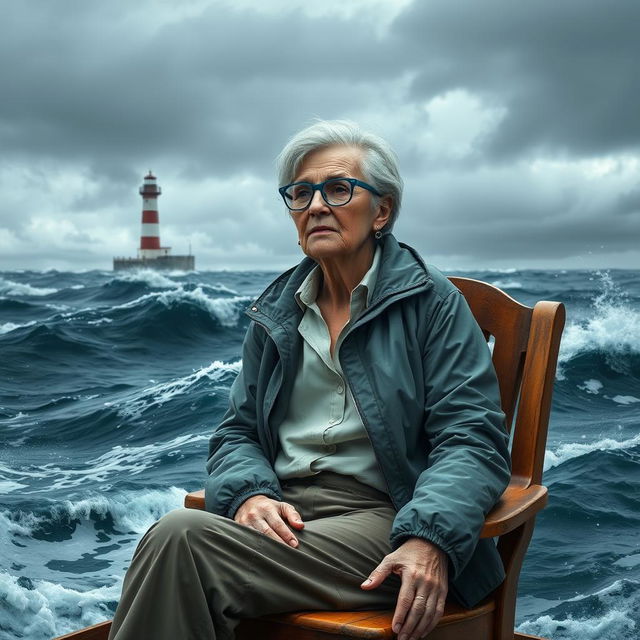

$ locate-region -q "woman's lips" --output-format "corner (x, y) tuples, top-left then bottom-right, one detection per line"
(308, 227), (336, 235)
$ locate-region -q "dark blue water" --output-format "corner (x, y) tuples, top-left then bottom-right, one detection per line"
(1, 267), (638, 639)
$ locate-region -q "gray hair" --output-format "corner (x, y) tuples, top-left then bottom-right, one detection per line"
(276, 120), (403, 232)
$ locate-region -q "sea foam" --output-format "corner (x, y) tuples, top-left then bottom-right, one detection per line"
(112, 287), (251, 327)
(0, 569), (118, 640)
(517, 578), (639, 640)
(559, 271), (640, 366)
(0, 434), (210, 492)
(517, 609), (635, 640)
(0, 320), (36, 335)
(544, 433), (640, 471)
(577, 379), (603, 394)
(112, 269), (179, 289)
(52, 486), (186, 533)
(0, 278), (58, 297)
(1, 486), (186, 541)
(115, 359), (241, 420)
(491, 280), (523, 289)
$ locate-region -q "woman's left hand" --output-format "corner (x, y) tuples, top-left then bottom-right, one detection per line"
(360, 537), (448, 639)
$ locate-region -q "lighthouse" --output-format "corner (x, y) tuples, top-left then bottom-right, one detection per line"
(112, 172), (195, 271)
(138, 171), (169, 259)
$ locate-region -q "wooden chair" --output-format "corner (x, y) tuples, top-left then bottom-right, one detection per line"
(54, 277), (565, 640)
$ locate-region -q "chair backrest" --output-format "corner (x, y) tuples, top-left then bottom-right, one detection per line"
(449, 277), (565, 487)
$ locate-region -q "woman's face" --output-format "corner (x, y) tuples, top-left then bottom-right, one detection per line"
(290, 145), (391, 263)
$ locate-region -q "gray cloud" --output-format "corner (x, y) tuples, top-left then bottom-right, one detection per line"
(395, 0), (640, 159)
(1, 2), (395, 178)
(0, 0), (638, 270)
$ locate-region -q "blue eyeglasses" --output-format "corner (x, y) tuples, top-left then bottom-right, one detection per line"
(279, 177), (381, 212)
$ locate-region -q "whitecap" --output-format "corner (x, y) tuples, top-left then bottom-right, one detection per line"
(0, 278), (57, 296)
(491, 280), (523, 289)
(517, 609), (636, 640)
(116, 360), (241, 420)
(0, 320), (36, 335)
(45, 303), (70, 311)
(473, 267), (518, 274)
(0, 434), (210, 492)
(112, 287), (251, 327)
(518, 578), (639, 639)
(53, 486), (186, 533)
(6, 411), (30, 421)
(0, 487), (185, 541)
(577, 379), (603, 395)
(613, 553), (640, 569)
(112, 269), (179, 289)
(558, 271), (640, 366)
(0, 570), (118, 640)
(611, 395), (640, 405)
(544, 433), (640, 471)
(0, 509), (46, 539)
(87, 317), (113, 325)
(0, 480), (28, 493)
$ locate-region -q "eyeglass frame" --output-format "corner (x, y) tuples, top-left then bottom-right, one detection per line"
(278, 177), (382, 212)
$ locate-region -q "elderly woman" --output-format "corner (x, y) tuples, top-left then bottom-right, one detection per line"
(108, 121), (510, 640)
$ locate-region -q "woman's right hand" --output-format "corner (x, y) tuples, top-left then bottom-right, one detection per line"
(234, 495), (305, 548)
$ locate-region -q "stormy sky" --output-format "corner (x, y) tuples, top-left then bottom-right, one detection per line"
(1, 0), (639, 271)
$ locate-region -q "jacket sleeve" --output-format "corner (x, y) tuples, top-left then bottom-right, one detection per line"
(389, 288), (511, 579)
(204, 321), (283, 519)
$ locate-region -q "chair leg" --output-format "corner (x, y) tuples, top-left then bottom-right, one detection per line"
(494, 519), (535, 640)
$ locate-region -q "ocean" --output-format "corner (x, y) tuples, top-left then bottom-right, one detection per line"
(1, 266), (638, 640)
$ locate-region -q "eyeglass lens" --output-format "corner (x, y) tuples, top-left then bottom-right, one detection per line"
(284, 179), (353, 210)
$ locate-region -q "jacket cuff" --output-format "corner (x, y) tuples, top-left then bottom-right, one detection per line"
(227, 486), (283, 519)
(390, 527), (460, 577)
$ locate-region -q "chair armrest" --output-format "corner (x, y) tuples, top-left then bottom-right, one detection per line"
(481, 483), (547, 538)
(185, 483), (548, 537)
(185, 489), (205, 510)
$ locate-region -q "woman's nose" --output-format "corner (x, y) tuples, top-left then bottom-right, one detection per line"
(307, 188), (329, 214)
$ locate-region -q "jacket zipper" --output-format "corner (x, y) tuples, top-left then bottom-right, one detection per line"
(347, 374), (400, 511)
(335, 282), (429, 511)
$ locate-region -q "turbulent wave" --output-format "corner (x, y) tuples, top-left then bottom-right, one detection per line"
(0, 320), (36, 335)
(1, 486), (188, 638)
(1, 267), (639, 640)
(544, 434), (640, 471)
(112, 269), (182, 289)
(1, 486), (186, 541)
(110, 287), (251, 329)
(558, 272), (640, 364)
(517, 579), (640, 640)
(0, 277), (57, 297)
(111, 359), (241, 420)
(0, 434), (210, 493)
(0, 570), (118, 640)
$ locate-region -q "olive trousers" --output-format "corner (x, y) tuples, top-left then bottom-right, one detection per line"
(108, 471), (403, 640)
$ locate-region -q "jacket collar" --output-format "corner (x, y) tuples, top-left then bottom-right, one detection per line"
(246, 234), (433, 330)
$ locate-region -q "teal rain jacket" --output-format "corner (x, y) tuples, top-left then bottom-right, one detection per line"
(205, 234), (511, 608)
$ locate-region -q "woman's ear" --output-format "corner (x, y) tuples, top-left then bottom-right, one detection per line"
(374, 195), (393, 230)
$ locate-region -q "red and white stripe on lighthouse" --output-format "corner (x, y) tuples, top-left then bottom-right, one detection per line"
(137, 171), (170, 259)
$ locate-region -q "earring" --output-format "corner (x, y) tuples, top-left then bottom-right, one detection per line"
(297, 240), (301, 245)
(374, 229), (382, 240)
